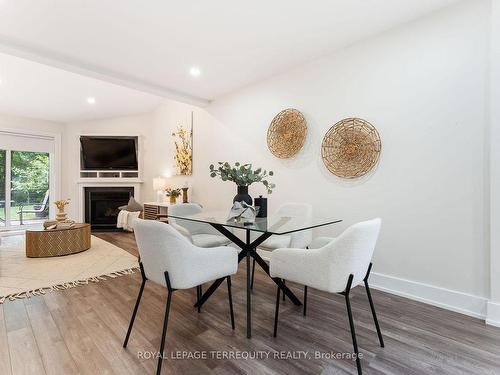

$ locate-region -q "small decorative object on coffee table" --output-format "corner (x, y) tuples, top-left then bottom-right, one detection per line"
(209, 162), (276, 205)
(26, 223), (91, 258)
(165, 188), (181, 204)
(54, 198), (71, 222)
(43, 219), (58, 229)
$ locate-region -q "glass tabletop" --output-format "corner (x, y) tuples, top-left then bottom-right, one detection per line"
(167, 210), (342, 235)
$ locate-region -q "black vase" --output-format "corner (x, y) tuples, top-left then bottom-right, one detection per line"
(254, 195), (267, 218)
(233, 185), (252, 205)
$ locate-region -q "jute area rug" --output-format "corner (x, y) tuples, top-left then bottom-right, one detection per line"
(0, 234), (138, 303)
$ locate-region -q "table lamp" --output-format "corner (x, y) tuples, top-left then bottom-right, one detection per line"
(153, 177), (167, 203)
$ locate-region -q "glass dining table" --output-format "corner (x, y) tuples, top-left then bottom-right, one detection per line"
(167, 209), (342, 338)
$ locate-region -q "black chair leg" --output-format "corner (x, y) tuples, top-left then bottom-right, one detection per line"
(196, 286), (199, 311)
(273, 280), (281, 337)
(227, 276), (235, 330)
(364, 263), (384, 347)
(157, 272), (174, 375)
(251, 258), (256, 290)
(344, 274), (362, 375)
(303, 246), (309, 314)
(365, 280), (384, 347)
(123, 263), (147, 348)
(303, 286), (308, 316)
(196, 285), (202, 313)
(282, 280), (286, 301)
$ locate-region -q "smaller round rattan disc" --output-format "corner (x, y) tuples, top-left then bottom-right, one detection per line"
(321, 117), (381, 178)
(267, 109), (307, 158)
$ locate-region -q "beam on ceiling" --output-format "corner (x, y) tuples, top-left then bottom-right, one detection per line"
(0, 36), (210, 107)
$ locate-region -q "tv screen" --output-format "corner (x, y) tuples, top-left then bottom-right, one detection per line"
(80, 136), (138, 170)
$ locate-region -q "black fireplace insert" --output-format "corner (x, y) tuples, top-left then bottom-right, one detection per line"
(84, 187), (134, 230)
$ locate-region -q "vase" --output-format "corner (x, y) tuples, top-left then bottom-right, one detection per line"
(182, 187), (189, 203)
(56, 208), (67, 222)
(169, 196), (177, 204)
(233, 185), (252, 205)
(254, 195), (267, 218)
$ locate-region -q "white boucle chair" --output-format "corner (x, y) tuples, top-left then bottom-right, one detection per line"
(123, 219), (238, 375)
(269, 218), (384, 375)
(251, 203), (312, 290)
(168, 203), (233, 307)
(168, 203), (232, 247)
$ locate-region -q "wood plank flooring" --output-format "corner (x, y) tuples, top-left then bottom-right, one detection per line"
(1, 231), (500, 375)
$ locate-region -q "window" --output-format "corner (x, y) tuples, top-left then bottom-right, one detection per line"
(0, 131), (57, 229)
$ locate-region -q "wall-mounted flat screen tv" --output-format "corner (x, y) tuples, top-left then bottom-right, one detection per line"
(80, 136), (138, 170)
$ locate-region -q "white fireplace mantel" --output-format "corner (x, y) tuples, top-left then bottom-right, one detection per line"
(77, 181), (143, 223)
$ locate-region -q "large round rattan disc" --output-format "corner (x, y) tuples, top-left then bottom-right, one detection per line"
(267, 108), (307, 158)
(321, 117), (381, 178)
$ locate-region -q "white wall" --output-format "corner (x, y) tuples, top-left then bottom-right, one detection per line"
(187, 0), (491, 314)
(488, 0), (500, 325)
(0, 112), (64, 135)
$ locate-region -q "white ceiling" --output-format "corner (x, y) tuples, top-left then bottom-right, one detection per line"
(0, 53), (163, 122)
(0, 0), (458, 121)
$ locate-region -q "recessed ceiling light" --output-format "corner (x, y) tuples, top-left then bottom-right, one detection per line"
(189, 67), (201, 77)
(87, 97), (96, 104)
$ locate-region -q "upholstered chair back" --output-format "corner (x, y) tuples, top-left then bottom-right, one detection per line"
(133, 219), (202, 289)
(322, 218), (381, 292)
(168, 203), (220, 236)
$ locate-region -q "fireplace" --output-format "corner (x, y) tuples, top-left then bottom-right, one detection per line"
(84, 187), (134, 230)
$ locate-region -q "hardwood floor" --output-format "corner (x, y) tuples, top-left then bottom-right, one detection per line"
(2, 232), (500, 375)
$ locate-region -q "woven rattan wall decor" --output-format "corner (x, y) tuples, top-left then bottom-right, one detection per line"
(321, 117), (381, 178)
(267, 108), (307, 158)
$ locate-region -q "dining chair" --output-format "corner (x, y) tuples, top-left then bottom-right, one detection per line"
(123, 219), (238, 375)
(269, 218), (384, 375)
(168, 203), (232, 247)
(168, 203), (233, 308)
(251, 203), (312, 290)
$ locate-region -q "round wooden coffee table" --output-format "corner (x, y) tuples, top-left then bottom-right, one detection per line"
(25, 223), (91, 258)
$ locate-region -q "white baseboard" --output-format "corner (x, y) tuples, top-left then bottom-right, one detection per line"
(369, 272), (488, 320)
(486, 300), (500, 327)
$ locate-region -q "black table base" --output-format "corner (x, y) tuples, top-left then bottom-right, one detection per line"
(193, 224), (302, 338)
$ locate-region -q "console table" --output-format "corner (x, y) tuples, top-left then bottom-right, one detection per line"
(142, 202), (199, 222)
(143, 202), (171, 221)
(25, 223), (91, 258)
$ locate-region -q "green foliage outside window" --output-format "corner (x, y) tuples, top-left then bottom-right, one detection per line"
(10, 151), (49, 204)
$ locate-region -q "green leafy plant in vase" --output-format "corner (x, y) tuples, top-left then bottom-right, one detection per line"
(209, 162), (275, 205)
(165, 188), (182, 204)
